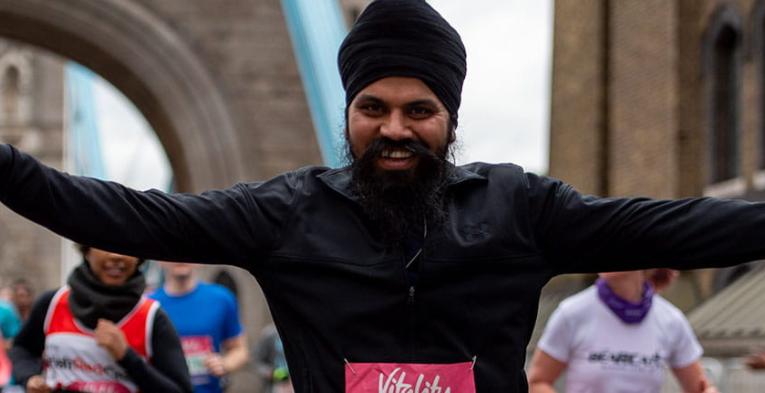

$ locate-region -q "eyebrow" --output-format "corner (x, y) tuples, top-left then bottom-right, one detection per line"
(406, 99), (440, 108)
(355, 95), (440, 108)
(355, 94), (384, 104)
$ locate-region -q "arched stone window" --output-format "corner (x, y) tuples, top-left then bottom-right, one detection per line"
(0, 48), (32, 130)
(1, 66), (20, 126)
(704, 7), (742, 185)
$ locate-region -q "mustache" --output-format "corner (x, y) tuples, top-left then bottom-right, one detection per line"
(360, 137), (440, 161)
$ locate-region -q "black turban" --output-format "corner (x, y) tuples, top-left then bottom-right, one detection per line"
(338, 0), (467, 122)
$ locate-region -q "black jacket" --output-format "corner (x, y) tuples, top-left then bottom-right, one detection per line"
(2, 143), (765, 392)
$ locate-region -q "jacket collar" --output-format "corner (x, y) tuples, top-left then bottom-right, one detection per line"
(317, 163), (487, 203)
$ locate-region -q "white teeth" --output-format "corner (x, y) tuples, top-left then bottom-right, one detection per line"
(382, 149), (413, 159)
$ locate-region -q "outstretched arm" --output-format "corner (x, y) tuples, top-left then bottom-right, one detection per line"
(527, 349), (565, 393)
(205, 286), (249, 376)
(526, 173), (765, 273)
(672, 361), (718, 393)
(0, 144), (296, 266)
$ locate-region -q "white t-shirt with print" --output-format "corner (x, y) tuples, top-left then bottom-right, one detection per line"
(537, 286), (702, 393)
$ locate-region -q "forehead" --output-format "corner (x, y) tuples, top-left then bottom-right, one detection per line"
(354, 77), (443, 105)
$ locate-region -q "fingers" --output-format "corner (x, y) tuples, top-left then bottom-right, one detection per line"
(95, 318), (128, 360)
(699, 379), (719, 393)
(96, 318), (118, 332)
(26, 375), (51, 393)
(94, 319), (114, 346)
(745, 353), (765, 369)
(204, 353), (226, 377)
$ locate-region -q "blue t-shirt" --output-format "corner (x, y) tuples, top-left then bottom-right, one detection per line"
(0, 300), (20, 388)
(0, 301), (20, 340)
(151, 283), (243, 393)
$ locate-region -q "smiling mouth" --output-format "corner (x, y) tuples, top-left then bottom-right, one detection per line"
(380, 148), (414, 159)
(104, 265), (127, 277)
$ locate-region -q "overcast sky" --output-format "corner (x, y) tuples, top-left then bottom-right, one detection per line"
(91, 0), (553, 188)
(91, 79), (171, 190)
(429, 0), (553, 173)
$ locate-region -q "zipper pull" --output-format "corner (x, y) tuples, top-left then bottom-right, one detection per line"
(344, 358), (357, 375)
(407, 286), (416, 304)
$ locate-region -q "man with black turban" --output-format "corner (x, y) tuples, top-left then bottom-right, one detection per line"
(3, 0), (765, 391)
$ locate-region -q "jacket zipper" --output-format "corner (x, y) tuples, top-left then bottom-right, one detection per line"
(405, 220), (427, 360)
(407, 282), (416, 361)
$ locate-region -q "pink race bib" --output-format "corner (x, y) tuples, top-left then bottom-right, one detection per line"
(345, 362), (476, 393)
(65, 381), (132, 393)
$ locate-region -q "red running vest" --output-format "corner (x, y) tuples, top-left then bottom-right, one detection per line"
(42, 286), (158, 393)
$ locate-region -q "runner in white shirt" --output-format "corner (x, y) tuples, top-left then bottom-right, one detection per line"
(527, 270), (718, 393)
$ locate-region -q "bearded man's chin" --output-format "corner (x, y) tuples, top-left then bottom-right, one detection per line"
(373, 166), (421, 186)
(352, 162), (450, 249)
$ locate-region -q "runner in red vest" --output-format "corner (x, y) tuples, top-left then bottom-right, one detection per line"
(9, 247), (191, 393)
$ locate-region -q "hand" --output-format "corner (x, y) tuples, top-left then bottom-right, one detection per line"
(26, 375), (52, 393)
(697, 378), (719, 393)
(746, 352), (765, 370)
(94, 319), (129, 360)
(204, 353), (226, 377)
(701, 384), (719, 393)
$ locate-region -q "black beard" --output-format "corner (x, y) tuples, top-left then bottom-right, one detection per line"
(350, 137), (452, 250)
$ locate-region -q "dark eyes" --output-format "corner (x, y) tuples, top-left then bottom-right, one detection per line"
(356, 102), (435, 119)
(359, 103), (384, 114)
(408, 106), (433, 118)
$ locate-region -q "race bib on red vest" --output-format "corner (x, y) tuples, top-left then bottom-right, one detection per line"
(65, 381), (132, 393)
(345, 362), (476, 393)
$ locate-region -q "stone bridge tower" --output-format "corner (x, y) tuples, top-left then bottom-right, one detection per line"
(0, 39), (64, 293)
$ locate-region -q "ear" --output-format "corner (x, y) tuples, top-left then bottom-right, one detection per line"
(448, 119), (457, 144)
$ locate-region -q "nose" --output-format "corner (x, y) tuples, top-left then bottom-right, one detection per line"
(380, 110), (413, 141)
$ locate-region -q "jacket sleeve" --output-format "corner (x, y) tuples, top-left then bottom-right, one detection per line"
(118, 309), (192, 393)
(0, 144), (297, 266)
(526, 172), (765, 274)
(9, 290), (56, 387)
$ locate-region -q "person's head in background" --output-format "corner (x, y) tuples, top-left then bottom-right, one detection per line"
(0, 279), (35, 320)
(158, 262), (199, 295)
(599, 269), (679, 288)
(10, 279), (34, 321)
(646, 268), (679, 292)
(598, 268), (680, 303)
(78, 245), (142, 287)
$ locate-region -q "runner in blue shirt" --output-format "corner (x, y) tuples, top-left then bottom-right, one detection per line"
(151, 262), (249, 393)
